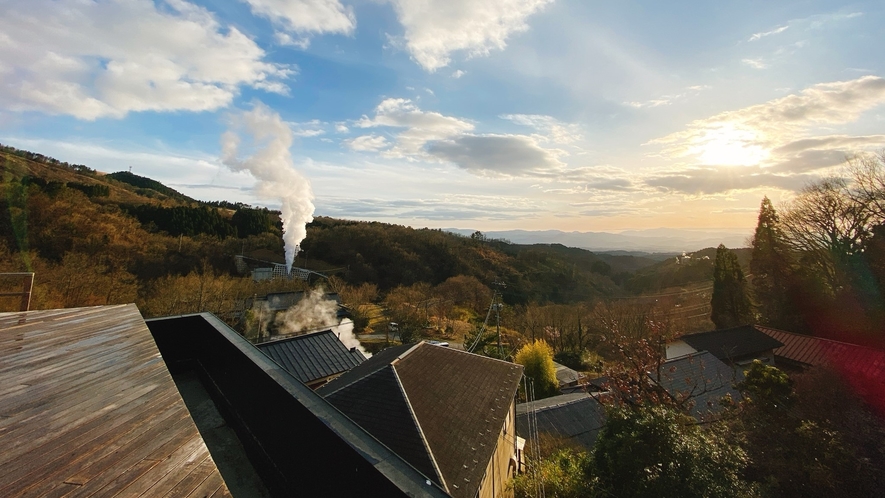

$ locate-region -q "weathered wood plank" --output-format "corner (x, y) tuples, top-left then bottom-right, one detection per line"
(0, 305), (229, 498)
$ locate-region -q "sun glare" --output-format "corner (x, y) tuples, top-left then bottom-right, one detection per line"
(690, 124), (770, 166)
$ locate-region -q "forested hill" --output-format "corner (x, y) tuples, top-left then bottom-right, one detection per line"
(1, 143), (733, 312)
(302, 218), (627, 304)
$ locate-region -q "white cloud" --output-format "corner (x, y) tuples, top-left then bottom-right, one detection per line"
(335, 123), (350, 133)
(452, 69), (467, 78)
(641, 77), (885, 196)
(388, 0), (554, 71)
(355, 98), (474, 157)
(243, 0), (355, 36)
(748, 25), (789, 42)
(649, 76), (885, 165)
(274, 31), (312, 49)
(0, 0), (291, 120)
(742, 58), (768, 69)
(345, 135), (389, 152)
(500, 114), (583, 144)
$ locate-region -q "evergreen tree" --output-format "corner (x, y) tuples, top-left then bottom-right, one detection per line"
(711, 244), (753, 329)
(749, 197), (794, 328)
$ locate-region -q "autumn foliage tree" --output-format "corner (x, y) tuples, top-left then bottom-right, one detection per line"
(514, 339), (559, 400)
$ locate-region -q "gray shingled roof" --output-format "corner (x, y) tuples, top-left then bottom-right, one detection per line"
(257, 329), (365, 386)
(317, 342), (523, 498)
(680, 325), (784, 361)
(654, 351), (743, 417)
(516, 393), (607, 451)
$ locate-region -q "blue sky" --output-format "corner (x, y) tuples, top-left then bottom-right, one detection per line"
(1, 0), (884, 234)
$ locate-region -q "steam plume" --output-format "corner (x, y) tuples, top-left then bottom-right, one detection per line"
(269, 288), (371, 357)
(221, 102), (314, 272)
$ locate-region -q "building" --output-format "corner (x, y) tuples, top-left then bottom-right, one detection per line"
(317, 342), (524, 498)
(553, 361), (584, 390)
(0, 305), (449, 497)
(653, 351), (743, 418)
(666, 325), (784, 367)
(256, 329), (366, 389)
(516, 393), (607, 452)
(756, 325), (885, 412)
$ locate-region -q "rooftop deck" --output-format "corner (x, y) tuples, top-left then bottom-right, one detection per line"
(0, 305), (231, 497)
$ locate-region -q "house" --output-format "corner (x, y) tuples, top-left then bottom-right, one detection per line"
(317, 341), (524, 498)
(653, 351), (743, 418)
(515, 393), (607, 452)
(256, 329), (366, 389)
(553, 361), (584, 390)
(666, 325), (784, 366)
(0, 305), (449, 497)
(756, 325), (885, 411)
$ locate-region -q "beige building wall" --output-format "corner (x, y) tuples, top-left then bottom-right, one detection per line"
(477, 401), (518, 498)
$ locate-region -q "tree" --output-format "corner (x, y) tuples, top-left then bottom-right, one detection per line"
(710, 244), (753, 329)
(750, 197), (795, 328)
(781, 177), (871, 294)
(591, 405), (755, 498)
(514, 339), (559, 399)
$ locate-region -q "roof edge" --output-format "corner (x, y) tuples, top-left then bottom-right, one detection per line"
(391, 364), (449, 493)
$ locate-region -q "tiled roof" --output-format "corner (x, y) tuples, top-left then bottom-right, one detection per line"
(516, 393), (607, 451)
(317, 342), (523, 498)
(757, 325), (885, 378)
(0, 305), (231, 497)
(322, 366), (440, 483)
(654, 351), (743, 417)
(680, 325), (784, 361)
(257, 329), (365, 385)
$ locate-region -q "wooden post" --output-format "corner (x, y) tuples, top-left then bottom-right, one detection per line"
(20, 273), (34, 312)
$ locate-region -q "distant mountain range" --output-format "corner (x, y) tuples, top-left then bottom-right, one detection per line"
(444, 228), (752, 253)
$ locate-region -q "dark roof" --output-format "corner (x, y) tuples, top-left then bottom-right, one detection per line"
(516, 393), (607, 451)
(553, 362), (582, 387)
(0, 305), (232, 497)
(257, 329), (365, 385)
(654, 351), (743, 417)
(147, 313), (450, 497)
(318, 342), (524, 498)
(679, 325), (784, 361)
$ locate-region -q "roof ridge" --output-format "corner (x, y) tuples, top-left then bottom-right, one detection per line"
(391, 365), (448, 492)
(756, 325), (885, 352)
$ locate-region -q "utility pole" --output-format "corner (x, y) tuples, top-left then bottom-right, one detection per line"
(492, 280), (506, 358)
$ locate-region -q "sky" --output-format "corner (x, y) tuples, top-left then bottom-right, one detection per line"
(1, 0), (884, 234)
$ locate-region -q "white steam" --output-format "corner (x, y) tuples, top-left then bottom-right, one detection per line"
(274, 288), (339, 333)
(271, 288), (371, 357)
(221, 102), (315, 272)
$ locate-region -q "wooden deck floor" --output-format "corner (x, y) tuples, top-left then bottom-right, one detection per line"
(0, 304), (232, 497)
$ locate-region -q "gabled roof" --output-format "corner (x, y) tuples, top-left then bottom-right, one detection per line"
(654, 351), (743, 417)
(553, 362), (582, 387)
(679, 325), (783, 361)
(0, 305), (232, 497)
(516, 393), (607, 451)
(257, 329), (365, 385)
(317, 342), (524, 498)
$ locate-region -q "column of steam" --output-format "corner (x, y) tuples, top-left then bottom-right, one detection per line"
(221, 102), (315, 273)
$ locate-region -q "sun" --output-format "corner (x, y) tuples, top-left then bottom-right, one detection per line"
(690, 123), (770, 166)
